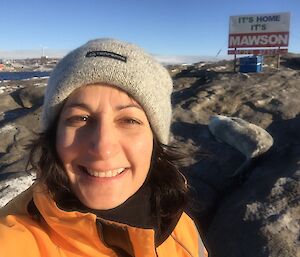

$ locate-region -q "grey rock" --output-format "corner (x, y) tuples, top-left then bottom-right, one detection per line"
(13, 106), (42, 133)
(208, 115), (273, 159)
(205, 144), (300, 257)
(0, 155), (29, 176)
(0, 124), (18, 153)
(0, 123), (32, 176)
(18, 84), (46, 108)
(170, 57), (300, 256)
(0, 93), (20, 114)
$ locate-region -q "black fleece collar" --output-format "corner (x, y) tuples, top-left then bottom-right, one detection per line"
(55, 183), (182, 246)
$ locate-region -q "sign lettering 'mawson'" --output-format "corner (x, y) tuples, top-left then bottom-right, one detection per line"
(229, 33), (289, 48)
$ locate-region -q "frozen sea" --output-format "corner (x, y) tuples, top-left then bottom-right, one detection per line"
(0, 71), (50, 81)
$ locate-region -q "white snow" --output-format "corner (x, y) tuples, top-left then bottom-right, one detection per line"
(0, 174), (35, 207)
(0, 124), (16, 133)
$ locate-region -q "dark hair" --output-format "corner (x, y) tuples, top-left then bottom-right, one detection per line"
(27, 115), (189, 226)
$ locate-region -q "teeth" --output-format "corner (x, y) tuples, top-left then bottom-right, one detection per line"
(85, 168), (125, 178)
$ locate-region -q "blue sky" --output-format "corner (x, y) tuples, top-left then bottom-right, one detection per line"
(0, 0), (299, 59)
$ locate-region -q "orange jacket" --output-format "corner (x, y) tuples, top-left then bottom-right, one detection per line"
(0, 183), (208, 257)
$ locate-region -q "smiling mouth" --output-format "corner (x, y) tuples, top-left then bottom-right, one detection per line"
(79, 166), (126, 178)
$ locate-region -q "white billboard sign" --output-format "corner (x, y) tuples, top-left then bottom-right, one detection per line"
(228, 12), (290, 48)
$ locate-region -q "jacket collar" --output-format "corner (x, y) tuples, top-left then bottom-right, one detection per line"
(33, 183), (159, 256)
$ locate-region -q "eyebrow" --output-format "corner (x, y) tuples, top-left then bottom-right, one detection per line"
(65, 102), (93, 112)
(65, 102), (142, 112)
(115, 103), (142, 111)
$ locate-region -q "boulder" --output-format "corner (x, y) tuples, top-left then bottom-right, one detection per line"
(0, 93), (20, 114)
(18, 84), (46, 108)
(208, 115), (273, 159)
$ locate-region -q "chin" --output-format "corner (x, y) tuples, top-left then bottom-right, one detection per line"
(84, 201), (125, 210)
(79, 195), (128, 210)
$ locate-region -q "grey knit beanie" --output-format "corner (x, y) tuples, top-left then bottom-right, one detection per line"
(42, 38), (173, 144)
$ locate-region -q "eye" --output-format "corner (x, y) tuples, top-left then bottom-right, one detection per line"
(119, 117), (142, 126)
(66, 115), (90, 126)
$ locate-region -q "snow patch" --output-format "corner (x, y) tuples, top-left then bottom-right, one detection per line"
(0, 174), (35, 207)
(0, 124), (16, 133)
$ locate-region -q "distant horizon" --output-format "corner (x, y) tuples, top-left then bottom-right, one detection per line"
(0, 49), (234, 64)
(2, 48), (300, 65)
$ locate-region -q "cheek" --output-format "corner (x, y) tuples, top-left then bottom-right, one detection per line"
(134, 138), (153, 154)
(55, 124), (80, 163)
(56, 125), (73, 147)
(127, 132), (153, 168)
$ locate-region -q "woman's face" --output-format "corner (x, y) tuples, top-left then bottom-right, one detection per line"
(56, 84), (153, 210)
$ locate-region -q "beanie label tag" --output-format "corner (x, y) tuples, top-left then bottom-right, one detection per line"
(85, 51), (127, 62)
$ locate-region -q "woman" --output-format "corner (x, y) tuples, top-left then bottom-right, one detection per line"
(0, 39), (207, 257)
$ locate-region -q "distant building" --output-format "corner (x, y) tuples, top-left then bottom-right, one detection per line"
(40, 56), (48, 64)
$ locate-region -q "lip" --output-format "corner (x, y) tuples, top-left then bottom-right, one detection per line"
(84, 166), (125, 177)
(77, 165), (129, 182)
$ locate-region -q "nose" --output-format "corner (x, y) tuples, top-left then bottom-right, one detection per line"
(88, 120), (120, 160)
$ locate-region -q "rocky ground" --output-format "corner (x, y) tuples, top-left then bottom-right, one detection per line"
(0, 55), (299, 256)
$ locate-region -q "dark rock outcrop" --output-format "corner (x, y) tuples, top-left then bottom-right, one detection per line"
(169, 56), (300, 257)
(205, 142), (300, 257)
(0, 80), (46, 181)
(0, 93), (20, 114)
(18, 84), (46, 108)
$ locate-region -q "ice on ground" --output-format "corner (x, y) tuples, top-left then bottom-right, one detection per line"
(0, 124), (16, 133)
(0, 174), (35, 207)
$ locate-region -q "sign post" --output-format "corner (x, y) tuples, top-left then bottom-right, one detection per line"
(228, 12), (290, 71)
(234, 48), (237, 72)
(277, 47), (281, 69)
